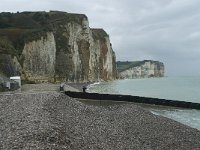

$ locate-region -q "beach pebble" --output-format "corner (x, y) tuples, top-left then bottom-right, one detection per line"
(0, 84), (200, 149)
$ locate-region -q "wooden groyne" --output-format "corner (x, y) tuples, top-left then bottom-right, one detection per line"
(65, 91), (200, 110)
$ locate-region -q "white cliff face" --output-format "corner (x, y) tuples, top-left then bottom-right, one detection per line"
(119, 61), (164, 79)
(22, 32), (56, 82)
(60, 18), (92, 82)
(88, 31), (101, 81)
(88, 33), (115, 81)
(142, 61), (155, 77)
(57, 18), (116, 82)
(0, 12), (117, 83)
(89, 29), (117, 81)
(14, 16), (116, 83)
(67, 23), (83, 82)
(103, 37), (114, 79)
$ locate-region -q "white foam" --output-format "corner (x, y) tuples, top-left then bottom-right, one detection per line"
(87, 82), (102, 92)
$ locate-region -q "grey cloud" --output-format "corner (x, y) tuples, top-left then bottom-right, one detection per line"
(1, 0), (200, 75)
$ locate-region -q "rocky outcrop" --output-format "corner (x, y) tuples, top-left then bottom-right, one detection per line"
(0, 11), (117, 83)
(117, 60), (164, 79)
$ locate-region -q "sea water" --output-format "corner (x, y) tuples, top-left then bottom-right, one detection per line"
(88, 76), (200, 130)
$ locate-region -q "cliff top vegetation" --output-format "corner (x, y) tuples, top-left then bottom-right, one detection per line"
(92, 28), (109, 41)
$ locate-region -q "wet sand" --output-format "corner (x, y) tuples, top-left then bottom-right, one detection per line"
(0, 83), (200, 149)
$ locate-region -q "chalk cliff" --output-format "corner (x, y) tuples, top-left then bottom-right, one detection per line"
(0, 11), (117, 83)
(117, 60), (164, 79)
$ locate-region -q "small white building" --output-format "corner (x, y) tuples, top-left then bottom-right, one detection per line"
(10, 76), (21, 87)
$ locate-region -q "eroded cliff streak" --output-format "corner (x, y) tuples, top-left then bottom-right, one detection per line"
(91, 29), (116, 81)
(22, 32), (56, 82)
(0, 11), (117, 83)
(117, 60), (164, 79)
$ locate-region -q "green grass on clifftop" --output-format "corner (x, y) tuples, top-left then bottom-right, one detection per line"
(0, 11), (87, 56)
(117, 61), (145, 72)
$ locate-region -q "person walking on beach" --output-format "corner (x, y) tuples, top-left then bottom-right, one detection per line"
(60, 83), (65, 91)
(82, 86), (87, 93)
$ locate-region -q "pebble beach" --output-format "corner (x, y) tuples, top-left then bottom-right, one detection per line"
(0, 84), (200, 149)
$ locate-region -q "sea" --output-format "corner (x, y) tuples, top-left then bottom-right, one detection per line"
(87, 76), (200, 130)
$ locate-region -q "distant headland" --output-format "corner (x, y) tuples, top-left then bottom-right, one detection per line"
(117, 60), (164, 79)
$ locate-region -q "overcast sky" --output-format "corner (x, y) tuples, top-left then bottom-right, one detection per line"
(1, 0), (200, 76)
